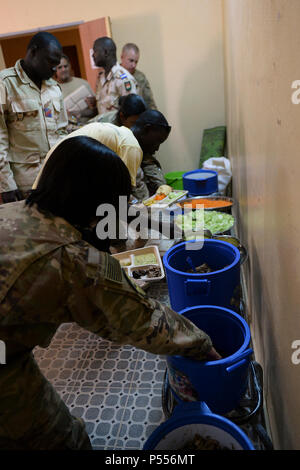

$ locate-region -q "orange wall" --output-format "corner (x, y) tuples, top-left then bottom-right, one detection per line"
(223, 0), (300, 449)
(0, 0), (225, 174)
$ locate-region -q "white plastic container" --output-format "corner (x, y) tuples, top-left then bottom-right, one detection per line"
(112, 245), (165, 282)
(143, 190), (188, 208)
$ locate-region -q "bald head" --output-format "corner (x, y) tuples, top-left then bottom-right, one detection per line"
(94, 37), (116, 54)
(122, 43), (140, 55)
(134, 110), (170, 128)
(131, 110), (171, 155)
(93, 36), (117, 69)
(27, 31), (62, 53)
(23, 32), (62, 84)
(121, 43), (140, 75)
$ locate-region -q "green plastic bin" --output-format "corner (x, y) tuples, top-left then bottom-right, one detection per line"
(164, 171), (185, 190)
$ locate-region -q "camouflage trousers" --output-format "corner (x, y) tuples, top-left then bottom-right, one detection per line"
(0, 352), (92, 450)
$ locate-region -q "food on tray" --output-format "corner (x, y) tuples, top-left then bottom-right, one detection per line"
(167, 192), (178, 200)
(144, 185), (173, 205)
(175, 211), (234, 237)
(143, 186), (186, 206)
(181, 434), (232, 450)
(154, 193), (166, 201)
(178, 198), (233, 210)
(113, 246), (164, 283)
(120, 257), (131, 267)
(131, 266), (162, 279)
(144, 200), (154, 206)
(134, 253), (157, 266)
(156, 184), (173, 196)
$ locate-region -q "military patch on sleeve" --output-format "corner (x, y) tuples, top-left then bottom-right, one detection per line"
(124, 81), (132, 92)
(87, 246), (101, 265)
(87, 248), (123, 284)
(103, 252), (123, 284)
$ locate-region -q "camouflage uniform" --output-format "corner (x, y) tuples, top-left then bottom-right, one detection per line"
(131, 166), (149, 202)
(89, 109), (120, 126)
(133, 69), (157, 110)
(0, 60), (68, 193)
(95, 63), (138, 116)
(142, 153), (166, 196)
(0, 201), (212, 449)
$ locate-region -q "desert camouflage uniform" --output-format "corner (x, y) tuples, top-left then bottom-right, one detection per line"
(0, 201), (212, 449)
(0, 60), (68, 193)
(95, 63), (138, 116)
(142, 154), (166, 196)
(133, 69), (157, 110)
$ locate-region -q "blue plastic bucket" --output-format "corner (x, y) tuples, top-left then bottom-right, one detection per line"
(183, 169), (218, 196)
(166, 305), (253, 414)
(163, 239), (240, 312)
(143, 402), (255, 450)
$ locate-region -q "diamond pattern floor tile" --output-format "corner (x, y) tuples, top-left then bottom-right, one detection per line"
(33, 320), (167, 450)
(32, 278), (268, 450)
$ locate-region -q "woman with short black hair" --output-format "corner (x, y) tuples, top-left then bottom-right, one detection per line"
(27, 135), (131, 228)
(0, 135), (220, 450)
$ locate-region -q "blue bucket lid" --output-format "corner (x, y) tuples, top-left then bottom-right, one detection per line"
(143, 402), (255, 450)
(183, 169), (218, 180)
(182, 170), (219, 196)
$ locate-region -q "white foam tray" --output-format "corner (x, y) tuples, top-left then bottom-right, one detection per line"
(112, 245), (165, 282)
(143, 190), (188, 208)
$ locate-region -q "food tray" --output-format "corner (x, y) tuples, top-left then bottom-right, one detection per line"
(112, 245), (165, 282)
(143, 190), (188, 208)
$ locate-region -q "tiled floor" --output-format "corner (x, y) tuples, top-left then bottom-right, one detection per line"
(33, 282), (170, 450)
(33, 280), (268, 450)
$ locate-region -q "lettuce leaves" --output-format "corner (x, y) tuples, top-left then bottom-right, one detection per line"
(175, 210), (234, 237)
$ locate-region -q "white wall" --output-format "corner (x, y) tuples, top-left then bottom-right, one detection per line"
(223, 0), (300, 449)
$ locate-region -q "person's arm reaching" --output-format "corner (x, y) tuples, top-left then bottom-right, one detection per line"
(64, 244), (220, 361)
